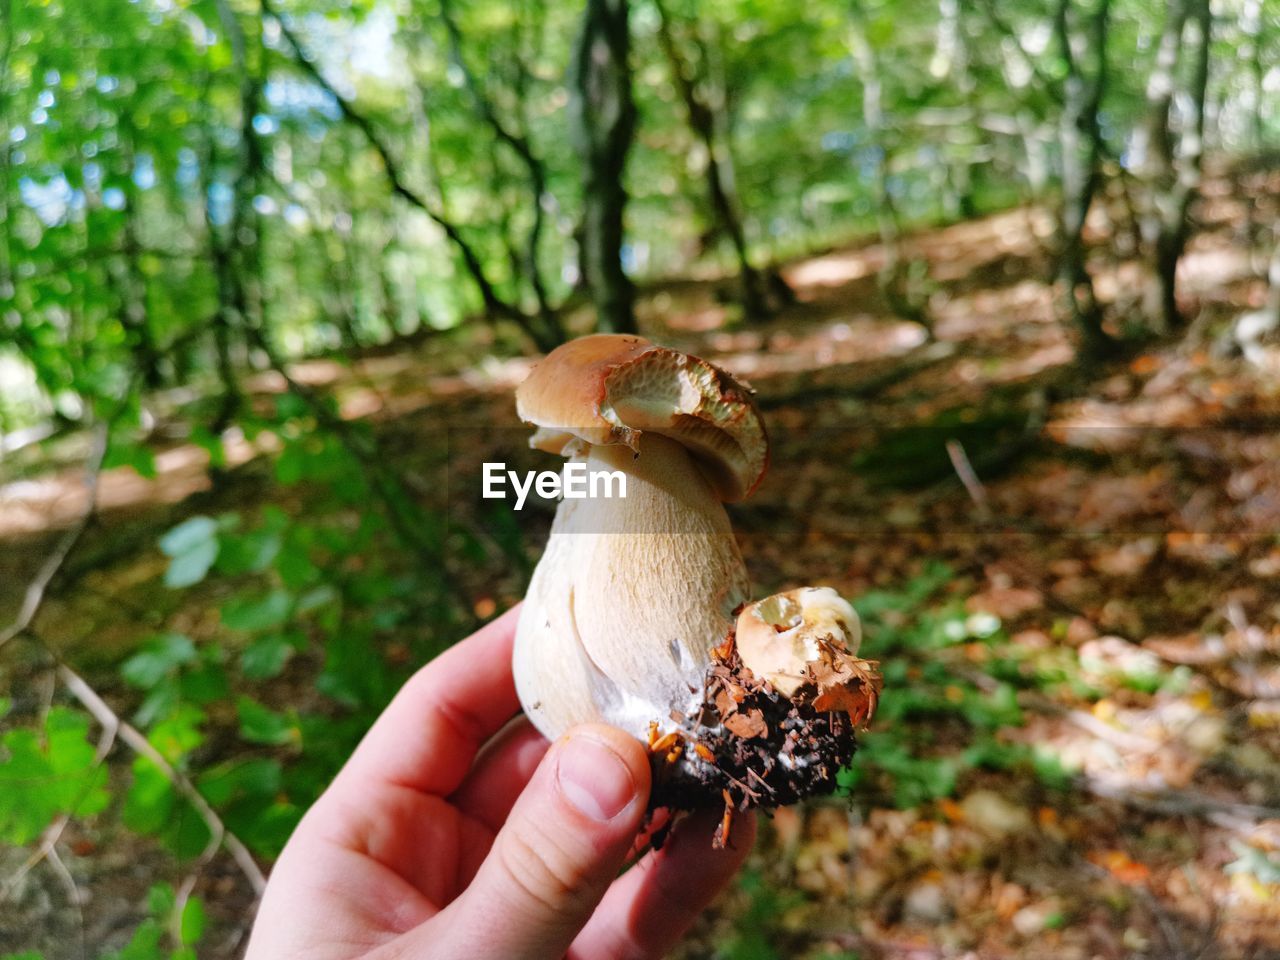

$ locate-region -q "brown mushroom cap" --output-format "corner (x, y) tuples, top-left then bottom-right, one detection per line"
(515, 334), (768, 501)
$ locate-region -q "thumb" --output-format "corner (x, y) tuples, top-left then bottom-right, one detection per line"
(433, 724), (651, 960)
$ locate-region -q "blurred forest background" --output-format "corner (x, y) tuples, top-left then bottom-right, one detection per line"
(2, 0), (1280, 957)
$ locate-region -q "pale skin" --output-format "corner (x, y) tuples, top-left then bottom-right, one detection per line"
(245, 604), (756, 960)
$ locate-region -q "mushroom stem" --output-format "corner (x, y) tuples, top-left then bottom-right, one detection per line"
(514, 432), (749, 742)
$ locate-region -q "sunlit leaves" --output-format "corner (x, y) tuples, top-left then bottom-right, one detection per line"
(122, 756), (176, 837)
(837, 566), (1069, 806)
(122, 710), (214, 859)
(122, 633), (226, 728)
(149, 704), (206, 763)
(0, 708), (110, 845)
(103, 436), (158, 478)
(159, 516), (219, 588)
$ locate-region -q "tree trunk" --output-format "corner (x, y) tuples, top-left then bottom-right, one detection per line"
(1054, 0), (1117, 360)
(116, 126), (165, 390)
(569, 0), (637, 335)
(1132, 0), (1189, 177)
(1153, 0), (1212, 331)
(439, 0), (564, 346)
(653, 0), (779, 320)
(848, 3), (930, 334)
(1242, 0), (1266, 151)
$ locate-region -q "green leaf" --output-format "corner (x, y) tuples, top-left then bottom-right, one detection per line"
(104, 438), (157, 479)
(148, 704), (206, 763)
(134, 680), (180, 729)
(237, 698), (298, 746)
(160, 516), (220, 588)
(164, 540), (218, 588)
(159, 516), (218, 557)
(101, 918), (164, 960)
(216, 526), (282, 575)
(146, 882), (176, 918)
(123, 757), (174, 836)
(198, 758), (283, 808)
(0, 708), (109, 844)
(179, 895), (207, 947)
(240, 634), (294, 679)
(222, 590), (292, 632)
(189, 425), (226, 470)
(122, 633), (197, 689)
(296, 584), (337, 613)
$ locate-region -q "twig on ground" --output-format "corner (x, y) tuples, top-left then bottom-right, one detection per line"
(1084, 773), (1280, 835)
(46, 845), (88, 960)
(1020, 686), (1163, 753)
(0, 423), (109, 652)
(56, 665), (267, 897)
(945, 438), (992, 520)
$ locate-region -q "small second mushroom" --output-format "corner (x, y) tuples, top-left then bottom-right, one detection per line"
(512, 334), (880, 842)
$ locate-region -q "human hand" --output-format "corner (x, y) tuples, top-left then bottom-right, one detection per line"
(244, 604), (756, 959)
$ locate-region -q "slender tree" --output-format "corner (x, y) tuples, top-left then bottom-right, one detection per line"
(438, 0), (565, 345)
(568, 0), (638, 334)
(653, 0), (787, 321)
(848, 2), (931, 334)
(263, 0), (563, 351)
(1136, 0), (1212, 331)
(1053, 0), (1117, 359)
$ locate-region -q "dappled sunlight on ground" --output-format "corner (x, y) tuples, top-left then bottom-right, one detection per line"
(0, 431), (279, 539)
(784, 244), (884, 291)
(716, 318), (926, 379)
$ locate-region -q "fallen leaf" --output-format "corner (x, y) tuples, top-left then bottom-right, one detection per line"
(724, 708), (768, 739)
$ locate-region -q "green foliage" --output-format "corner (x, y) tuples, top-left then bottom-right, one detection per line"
(842, 735), (959, 809)
(122, 633), (198, 689)
(98, 884), (206, 960)
(158, 517), (220, 589)
(10, 0), (1265, 431)
(78, 398), (456, 887)
(841, 565), (1072, 807)
(0, 707), (109, 845)
(718, 868), (803, 960)
(221, 590), (293, 633)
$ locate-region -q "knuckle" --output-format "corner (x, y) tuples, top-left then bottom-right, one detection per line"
(497, 819), (590, 917)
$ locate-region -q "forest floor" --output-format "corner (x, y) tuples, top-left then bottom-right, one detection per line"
(3, 173), (1280, 959)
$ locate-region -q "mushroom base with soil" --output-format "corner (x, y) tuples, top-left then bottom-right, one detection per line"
(645, 602), (881, 849)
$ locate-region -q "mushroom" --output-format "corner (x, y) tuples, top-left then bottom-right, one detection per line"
(511, 334), (880, 835)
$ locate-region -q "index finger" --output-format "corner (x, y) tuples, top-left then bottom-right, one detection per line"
(331, 603), (523, 799)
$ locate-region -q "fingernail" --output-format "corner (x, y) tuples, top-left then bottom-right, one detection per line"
(556, 735), (635, 822)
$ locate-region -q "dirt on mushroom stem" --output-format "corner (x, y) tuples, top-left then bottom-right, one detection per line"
(645, 629), (882, 849)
